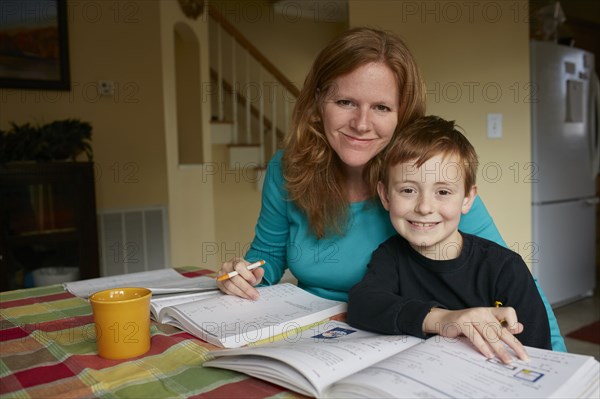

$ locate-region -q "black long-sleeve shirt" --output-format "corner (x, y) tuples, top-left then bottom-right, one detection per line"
(347, 232), (551, 350)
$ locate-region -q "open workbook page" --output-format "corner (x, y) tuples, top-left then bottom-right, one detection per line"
(159, 283), (346, 348)
(64, 269), (217, 298)
(205, 321), (600, 398)
(328, 335), (599, 398)
(150, 290), (221, 321)
(204, 321), (423, 397)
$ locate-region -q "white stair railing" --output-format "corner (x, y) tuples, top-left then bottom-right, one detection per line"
(244, 48), (251, 144)
(216, 25), (224, 121)
(208, 4), (299, 167)
(231, 39), (238, 143)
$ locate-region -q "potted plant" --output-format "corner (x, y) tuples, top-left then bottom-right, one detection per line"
(0, 119), (93, 164)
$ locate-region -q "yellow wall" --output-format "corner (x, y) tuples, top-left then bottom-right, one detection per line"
(1, 1), (168, 210)
(349, 0), (533, 264)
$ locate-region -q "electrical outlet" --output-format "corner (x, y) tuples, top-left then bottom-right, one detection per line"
(98, 80), (115, 96)
(487, 113), (502, 139)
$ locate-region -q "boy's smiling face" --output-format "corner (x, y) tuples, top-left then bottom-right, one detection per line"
(378, 152), (477, 260)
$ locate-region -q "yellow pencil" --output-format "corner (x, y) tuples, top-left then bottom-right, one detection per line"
(495, 300), (507, 327)
(216, 260), (266, 281)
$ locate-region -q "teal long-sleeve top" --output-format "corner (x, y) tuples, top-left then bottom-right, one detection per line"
(245, 151), (566, 351)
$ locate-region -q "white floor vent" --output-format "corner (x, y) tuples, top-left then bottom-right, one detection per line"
(98, 206), (169, 276)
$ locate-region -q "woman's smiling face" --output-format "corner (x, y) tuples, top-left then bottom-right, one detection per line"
(321, 62), (400, 173)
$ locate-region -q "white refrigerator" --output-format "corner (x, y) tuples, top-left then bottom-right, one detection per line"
(530, 40), (600, 306)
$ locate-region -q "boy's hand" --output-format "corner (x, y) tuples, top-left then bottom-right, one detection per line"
(422, 307), (529, 364)
(217, 258), (264, 300)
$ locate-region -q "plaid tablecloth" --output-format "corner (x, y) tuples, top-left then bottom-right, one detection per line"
(0, 268), (302, 398)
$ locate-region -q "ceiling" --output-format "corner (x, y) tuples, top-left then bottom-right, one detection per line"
(268, 0), (599, 72)
(558, 0), (600, 25)
(271, 0), (348, 22)
(269, 1), (600, 26)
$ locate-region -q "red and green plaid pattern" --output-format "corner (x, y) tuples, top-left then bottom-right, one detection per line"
(0, 268), (300, 398)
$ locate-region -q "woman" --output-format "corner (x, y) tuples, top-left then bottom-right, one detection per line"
(217, 27), (565, 353)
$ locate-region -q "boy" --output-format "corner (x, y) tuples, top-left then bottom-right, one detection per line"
(347, 116), (551, 363)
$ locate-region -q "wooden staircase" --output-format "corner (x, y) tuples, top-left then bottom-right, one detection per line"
(207, 4), (299, 183)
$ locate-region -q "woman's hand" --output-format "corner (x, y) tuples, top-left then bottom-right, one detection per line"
(422, 307), (529, 364)
(216, 258), (264, 300)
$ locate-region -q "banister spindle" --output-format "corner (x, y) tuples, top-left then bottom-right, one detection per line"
(284, 90), (290, 137)
(258, 68), (264, 165)
(245, 49), (251, 144)
(271, 84), (277, 157)
(217, 25), (223, 121)
(231, 38), (238, 144)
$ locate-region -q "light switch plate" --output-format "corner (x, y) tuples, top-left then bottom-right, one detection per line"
(487, 113), (502, 139)
(98, 80), (115, 96)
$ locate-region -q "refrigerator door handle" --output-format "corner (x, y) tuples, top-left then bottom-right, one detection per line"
(590, 71), (600, 177)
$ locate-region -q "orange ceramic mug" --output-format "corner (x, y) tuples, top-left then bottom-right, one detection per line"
(89, 287), (152, 359)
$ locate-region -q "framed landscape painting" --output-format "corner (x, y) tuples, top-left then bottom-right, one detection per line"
(0, 0), (71, 90)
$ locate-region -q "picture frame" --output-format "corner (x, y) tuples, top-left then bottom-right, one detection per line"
(0, 0), (71, 90)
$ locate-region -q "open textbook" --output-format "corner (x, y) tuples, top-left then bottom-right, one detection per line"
(204, 321), (600, 398)
(64, 268), (218, 298)
(64, 270), (345, 348)
(149, 283), (346, 348)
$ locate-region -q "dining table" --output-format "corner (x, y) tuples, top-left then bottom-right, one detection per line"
(0, 267), (304, 398)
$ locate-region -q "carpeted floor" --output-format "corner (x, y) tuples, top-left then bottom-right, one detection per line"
(566, 320), (600, 345)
